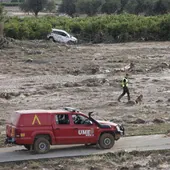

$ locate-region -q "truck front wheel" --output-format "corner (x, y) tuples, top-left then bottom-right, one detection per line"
(34, 137), (50, 154)
(98, 133), (115, 149)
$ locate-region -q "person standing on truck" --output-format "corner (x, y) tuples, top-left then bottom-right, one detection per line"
(118, 73), (130, 102)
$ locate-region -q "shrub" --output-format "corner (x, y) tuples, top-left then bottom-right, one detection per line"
(4, 14), (170, 43)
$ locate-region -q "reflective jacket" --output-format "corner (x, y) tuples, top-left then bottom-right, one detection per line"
(121, 78), (128, 87)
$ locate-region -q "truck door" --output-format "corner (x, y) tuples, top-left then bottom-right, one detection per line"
(71, 114), (98, 144)
(53, 114), (74, 144)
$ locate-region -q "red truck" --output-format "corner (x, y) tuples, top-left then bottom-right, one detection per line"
(5, 107), (124, 154)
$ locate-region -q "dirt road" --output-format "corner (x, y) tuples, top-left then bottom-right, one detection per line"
(0, 134), (169, 163)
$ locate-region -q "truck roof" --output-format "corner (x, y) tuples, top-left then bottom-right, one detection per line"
(15, 109), (72, 114)
(16, 107), (81, 115)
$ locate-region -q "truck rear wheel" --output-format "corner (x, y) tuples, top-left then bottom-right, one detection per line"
(98, 133), (115, 149)
(34, 137), (50, 154)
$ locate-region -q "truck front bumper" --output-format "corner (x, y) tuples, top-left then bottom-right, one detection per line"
(115, 124), (125, 140)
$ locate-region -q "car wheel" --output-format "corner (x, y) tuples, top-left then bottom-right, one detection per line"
(34, 138), (50, 154)
(67, 41), (75, 45)
(98, 133), (115, 149)
(24, 144), (31, 150)
(49, 37), (55, 42)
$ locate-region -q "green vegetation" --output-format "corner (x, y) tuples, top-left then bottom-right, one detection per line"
(3, 14), (170, 43)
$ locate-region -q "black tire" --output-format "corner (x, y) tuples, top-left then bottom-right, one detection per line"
(24, 144), (31, 150)
(33, 137), (50, 154)
(98, 133), (115, 149)
(49, 37), (55, 42)
(67, 41), (75, 45)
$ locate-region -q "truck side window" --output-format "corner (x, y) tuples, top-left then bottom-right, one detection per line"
(56, 114), (70, 124)
(72, 114), (92, 125)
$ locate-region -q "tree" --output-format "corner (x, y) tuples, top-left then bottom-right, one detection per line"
(76, 0), (102, 16)
(46, 0), (56, 12)
(117, 0), (129, 14)
(0, 4), (5, 36)
(0, 4), (9, 49)
(11, 0), (25, 3)
(20, 0), (48, 17)
(101, 0), (120, 14)
(153, 0), (167, 15)
(58, 0), (77, 17)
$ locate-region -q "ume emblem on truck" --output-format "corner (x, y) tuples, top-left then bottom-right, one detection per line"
(78, 129), (94, 136)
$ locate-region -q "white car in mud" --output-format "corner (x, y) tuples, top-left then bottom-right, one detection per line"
(47, 29), (77, 44)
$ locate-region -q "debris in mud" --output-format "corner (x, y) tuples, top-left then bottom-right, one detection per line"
(89, 166), (101, 170)
(82, 64), (100, 74)
(0, 92), (20, 100)
(63, 82), (80, 87)
(43, 84), (58, 90)
(167, 99), (170, 102)
(148, 62), (170, 72)
(68, 64), (100, 75)
(25, 58), (33, 63)
(80, 78), (107, 87)
(115, 62), (135, 72)
(156, 99), (163, 103)
(119, 167), (129, 170)
(107, 101), (118, 106)
(130, 118), (146, 124)
(22, 46), (43, 55)
(125, 100), (136, 106)
(153, 118), (165, 124)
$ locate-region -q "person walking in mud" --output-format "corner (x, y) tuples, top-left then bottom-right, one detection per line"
(118, 73), (130, 102)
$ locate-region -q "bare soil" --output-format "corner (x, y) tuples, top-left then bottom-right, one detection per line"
(0, 40), (170, 168)
(1, 4), (170, 168)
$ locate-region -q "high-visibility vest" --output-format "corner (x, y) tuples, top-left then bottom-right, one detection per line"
(121, 78), (128, 87)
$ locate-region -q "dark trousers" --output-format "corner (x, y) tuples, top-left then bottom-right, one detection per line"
(118, 86), (130, 101)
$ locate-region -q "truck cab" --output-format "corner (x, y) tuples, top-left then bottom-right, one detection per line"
(5, 107), (124, 154)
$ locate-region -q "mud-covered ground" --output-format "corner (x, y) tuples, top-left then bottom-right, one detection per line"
(0, 40), (170, 127)
(0, 150), (170, 170)
(0, 40), (170, 168)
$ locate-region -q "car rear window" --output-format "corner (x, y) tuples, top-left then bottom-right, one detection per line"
(10, 112), (20, 125)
